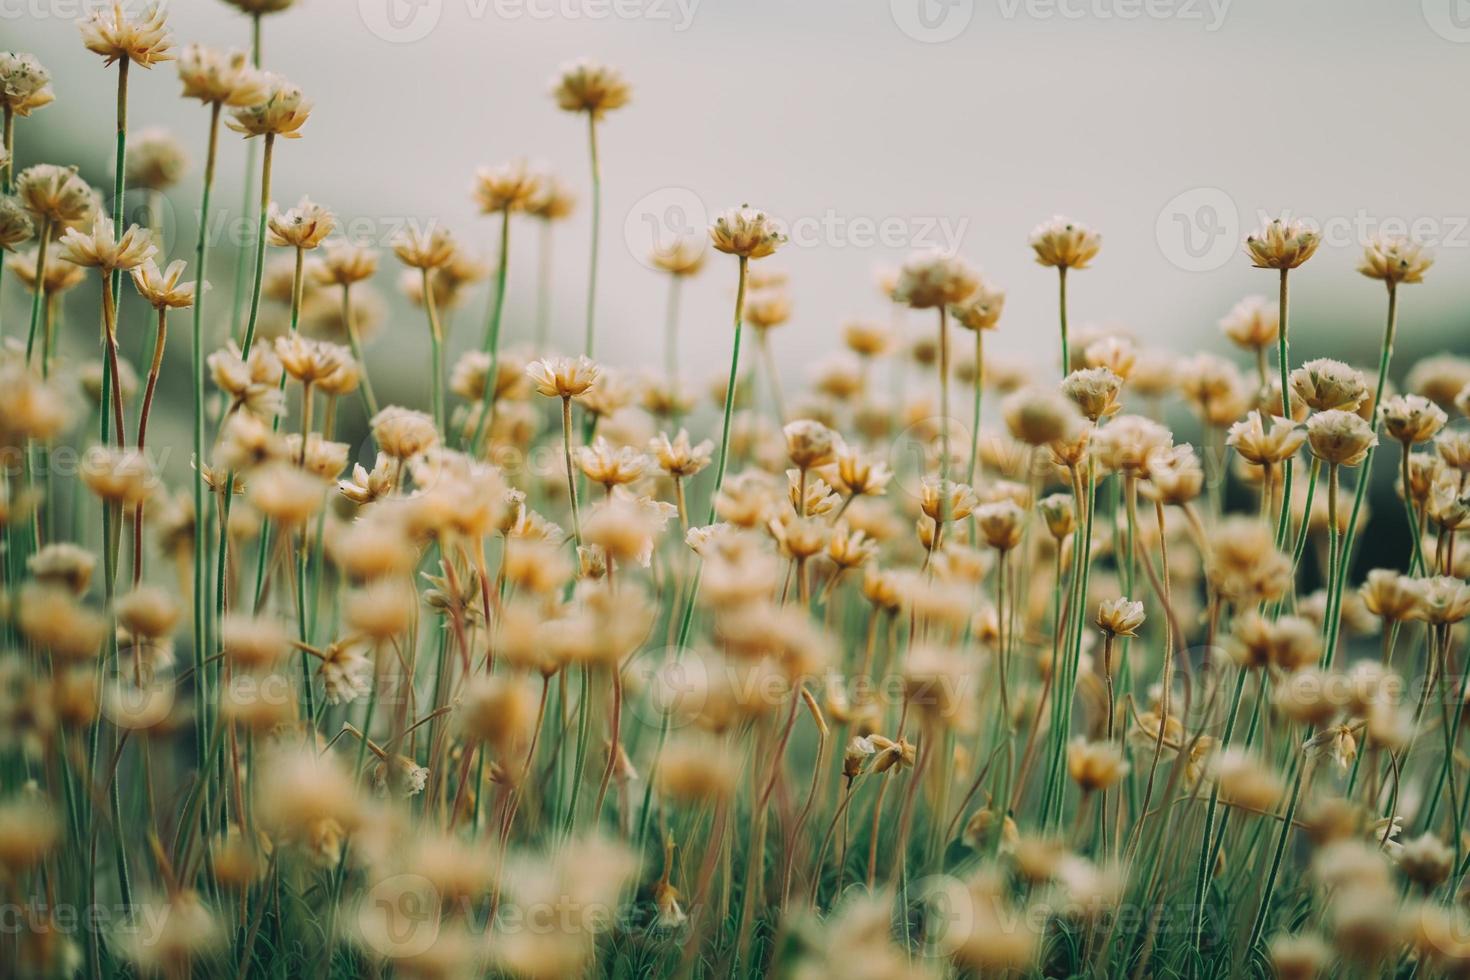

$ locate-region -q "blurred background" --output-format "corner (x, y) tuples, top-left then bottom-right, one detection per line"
(7, 0), (1469, 471)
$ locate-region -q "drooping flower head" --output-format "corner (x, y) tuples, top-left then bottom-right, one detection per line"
(79, 2), (174, 68)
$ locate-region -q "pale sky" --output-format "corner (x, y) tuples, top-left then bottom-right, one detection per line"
(13, 0), (1470, 409)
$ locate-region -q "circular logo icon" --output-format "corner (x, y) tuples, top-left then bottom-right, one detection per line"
(359, 0), (444, 43)
(623, 187), (708, 271)
(887, 414), (974, 504)
(1156, 187), (1239, 273)
(1423, 0), (1470, 42)
(622, 645), (705, 735)
(890, 0), (974, 43)
(357, 874), (441, 958)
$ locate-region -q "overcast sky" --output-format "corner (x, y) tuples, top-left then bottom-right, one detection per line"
(13, 0), (1470, 399)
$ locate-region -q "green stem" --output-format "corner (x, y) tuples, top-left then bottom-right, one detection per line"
(583, 113), (601, 358)
(470, 208), (512, 454)
(966, 327), (983, 487)
(707, 255), (748, 524)
(341, 284), (379, 418)
(1272, 268), (1295, 549)
(237, 132), (275, 357)
(1057, 265), (1069, 377)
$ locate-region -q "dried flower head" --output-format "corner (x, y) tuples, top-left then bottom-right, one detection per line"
(370, 406), (439, 459)
(228, 73), (311, 139)
(650, 429), (712, 478)
(552, 59), (630, 118)
(176, 44), (268, 106)
(1227, 411), (1305, 466)
(0, 52), (54, 116)
(1062, 366), (1122, 422)
(1097, 597), (1145, 637)
(1068, 737), (1128, 792)
(1380, 394), (1446, 445)
(650, 236), (705, 276)
(59, 215), (155, 273)
(471, 158), (544, 214)
(1307, 409), (1378, 467)
(16, 165), (94, 227)
(1358, 234), (1432, 286)
(1244, 216), (1320, 270)
(79, 2), (174, 68)
(1029, 215), (1101, 269)
(131, 258), (196, 309)
(948, 277), (1005, 330)
(268, 196), (334, 250)
(526, 355), (599, 398)
(892, 250), (979, 309)
(709, 205), (786, 260)
(1219, 295), (1279, 350)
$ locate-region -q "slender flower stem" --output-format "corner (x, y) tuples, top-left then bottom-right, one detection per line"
(133, 306), (168, 584)
(422, 268), (445, 433)
(706, 255), (749, 524)
(937, 305), (951, 488)
(1272, 268), (1295, 549)
(1057, 265), (1069, 377)
(237, 133), (275, 356)
(966, 326), (983, 487)
(23, 217), (51, 367)
(471, 209), (512, 453)
(582, 113), (601, 358)
(561, 397), (583, 548)
(340, 284), (378, 418)
(191, 102), (222, 774)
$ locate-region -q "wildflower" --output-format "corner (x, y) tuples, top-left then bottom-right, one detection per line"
(650, 236), (705, 276)
(783, 419), (837, 469)
(268, 196), (334, 250)
(1219, 295), (1278, 350)
(1291, 358), (1367, 413)
(650, 429), (712, 477)
(919, 477), (977, 524)
(130, 258), (196, 309)
(1029, 215), (1101, 269)
(1062, 366), (1122, 421)
(275, 335), (348, 385)
(315, 241), (378, 286)
(576, 437), (647, 488)
(59, 215), (155, 273)
(1067, 738), (1128, 792)
(1094, 415), (1174, 477)
(1096, 597), (1145, 637)
(744, 290), (791, 330)
(1002, 387), (1082, 447)
(16, 584), (107, 661)
(0, 52), (54, 116)
(552, 59), (631, 118)
(176, 44), (268, 105)
(1358, 234), (1433, 286)
(940, 282), (1006, 341)
(1306, 409), (1377, 466)
(317, 642), (372, 705)
(526, 355), (599, 398)
(1227, 411), (1304, 465)
(1408, 576), (1470, 625)
(1212, 749), (1283, 811)
(392, 224), (455, 270)
(1396, 833), (1453, 890)
(1244, 216), (1320, 269)
(115, 586), (180, 639)
(709, 205), (786, 259)
(1268, 934), (1330, 980)
(14, 164), (92, 226)
(82, 447), (154, 508)
(974, 500), (1024, 551)
(370, 406), (438, 459)
(1380, 393), (1446, 445)
(80, 2), (174, 68)
(472, 158), (544, 214)
(125, 127), (187, 191)
(228, 73), (311, 138)
(1148, 444), (1205, 504)
(1407, 353), (1470, 410)
(26, 543), (96, 595)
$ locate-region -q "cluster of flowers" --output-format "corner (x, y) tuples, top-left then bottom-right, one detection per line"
(0, 3), (1469, 979)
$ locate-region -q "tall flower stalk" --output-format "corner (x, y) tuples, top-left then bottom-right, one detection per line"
(552, 60), (629, 358)
(1029, 215), (1100, 377)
